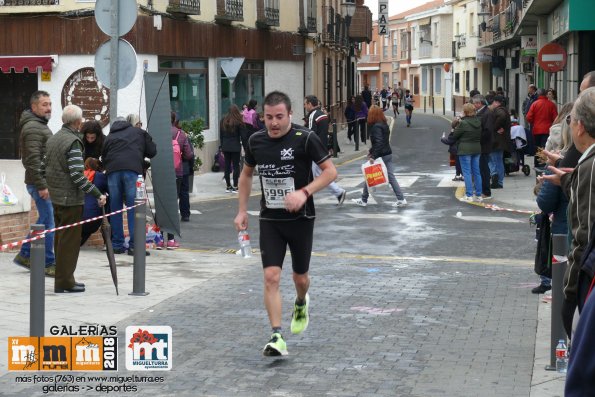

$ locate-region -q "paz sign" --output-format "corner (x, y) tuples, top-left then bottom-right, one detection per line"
(378, 0), (388, 36)
(537, 43), (567, 73)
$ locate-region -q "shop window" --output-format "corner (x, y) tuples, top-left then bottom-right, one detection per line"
(159, 59), (209, 127)
(220, 61), (264, 117)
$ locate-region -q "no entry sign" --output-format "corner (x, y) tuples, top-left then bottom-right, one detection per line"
(537, 43), (567, 73)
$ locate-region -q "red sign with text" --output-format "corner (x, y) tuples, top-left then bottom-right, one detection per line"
(537, 43), (567, 73)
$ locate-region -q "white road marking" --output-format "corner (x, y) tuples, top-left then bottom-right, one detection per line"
(437, 177), (465, 187)
(455, 215), (525, 223)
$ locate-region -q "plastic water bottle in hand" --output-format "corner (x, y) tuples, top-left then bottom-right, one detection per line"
(238, 230), (252, 258)
(136, 175), (146, 199)
(555, 339), (568, 373)
(442, 131), (446, 139)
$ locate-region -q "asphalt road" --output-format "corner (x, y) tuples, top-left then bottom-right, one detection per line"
(143, 111), (539, 396)
(2, 111), (541, 397)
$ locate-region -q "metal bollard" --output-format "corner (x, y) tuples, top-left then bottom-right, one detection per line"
(443, 97), (446, 115)
(30, 224), (45, 337)
(545, 233), (568, 370)
(453, 97), (456, 117)
(432, 96), (435, 114)
(424, 97), (427, 113)
(130, 199), (149, 296)
(332, 120), (338, 158)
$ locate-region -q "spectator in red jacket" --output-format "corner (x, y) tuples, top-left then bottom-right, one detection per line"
(526, 88), (558, 168)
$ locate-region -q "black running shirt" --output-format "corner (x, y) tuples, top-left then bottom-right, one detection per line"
(245, 123), (330, 221)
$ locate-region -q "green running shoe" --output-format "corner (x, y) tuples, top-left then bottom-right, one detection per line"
(290, 293), (310, 334)
(263, 332), (288, 356)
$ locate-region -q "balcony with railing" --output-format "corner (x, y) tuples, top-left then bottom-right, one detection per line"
(215, 0), (243, 24)
(0, 0), (58, 5)
(358, 54), (380, 64)
(256, 0), (280, 29)
(478, 0), (523, 47)
(167, 0), (200, 15)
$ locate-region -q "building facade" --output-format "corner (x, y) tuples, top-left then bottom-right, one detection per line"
(0, 0), (371, 247)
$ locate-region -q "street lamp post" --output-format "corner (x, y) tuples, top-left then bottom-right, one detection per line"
(342, 0), (357, 98)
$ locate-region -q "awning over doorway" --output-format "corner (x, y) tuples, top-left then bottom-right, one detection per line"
(0, 56), (53, 73)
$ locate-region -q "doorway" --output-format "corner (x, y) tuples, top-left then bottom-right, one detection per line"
(0, 72), (38, 159)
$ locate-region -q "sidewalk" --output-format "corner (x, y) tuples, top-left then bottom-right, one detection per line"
(0, 119), (566, 395)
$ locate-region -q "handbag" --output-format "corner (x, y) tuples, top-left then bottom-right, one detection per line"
(361, 157), (389, 189)
(0, 173), (18, 206)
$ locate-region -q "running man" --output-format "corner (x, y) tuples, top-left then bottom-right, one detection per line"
(234, 91), (337, 356)
(304, 95), (347, 205)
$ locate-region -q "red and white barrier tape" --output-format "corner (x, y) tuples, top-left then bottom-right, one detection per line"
(484, 203), (536, 215)
(0, 200), (146, 252)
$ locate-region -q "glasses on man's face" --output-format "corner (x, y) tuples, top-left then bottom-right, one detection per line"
(566, 114), (572, 126)
(136, 122), (143, 127)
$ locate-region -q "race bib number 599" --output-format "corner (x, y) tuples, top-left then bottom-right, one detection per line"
(263, 177), (295, 209)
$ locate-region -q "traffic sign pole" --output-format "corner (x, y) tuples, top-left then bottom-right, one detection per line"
(109, 0), (119, 124)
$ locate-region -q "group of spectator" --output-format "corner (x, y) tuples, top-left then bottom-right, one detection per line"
(533, 71), (595, 395)
(439, 73), (595, 393)
(13, 90), (191, 293)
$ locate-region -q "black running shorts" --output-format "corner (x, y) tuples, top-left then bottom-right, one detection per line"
(259, 219), (314, 275)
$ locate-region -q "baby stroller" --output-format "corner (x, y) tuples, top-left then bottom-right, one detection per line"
(504, 124), (531, 176)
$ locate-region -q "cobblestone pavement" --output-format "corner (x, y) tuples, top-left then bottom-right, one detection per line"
(3, 253), (536, 397)
(135, 257), (536, 396)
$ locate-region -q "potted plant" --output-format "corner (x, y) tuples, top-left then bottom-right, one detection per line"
(178, 117), (205, 192)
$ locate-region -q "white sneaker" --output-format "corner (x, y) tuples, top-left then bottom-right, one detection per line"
(459, 195), (474, 202)
(473, 195), (483, 203)
(351, 198), (367, 207)
(392, 199), (408, 207)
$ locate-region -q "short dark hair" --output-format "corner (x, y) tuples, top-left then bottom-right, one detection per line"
(248, 99), (258, 110)
(469, 89), (480, 98)
(536, 88), (547, 97)
(30, 90), (50, 105)
(304, 95), (319, 107)
(263, 91), (292, 112)
(493, 95), (506, 104)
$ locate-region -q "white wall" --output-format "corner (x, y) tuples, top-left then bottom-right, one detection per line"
(264, 60), (305, 122)
(37, 54), (159, 134)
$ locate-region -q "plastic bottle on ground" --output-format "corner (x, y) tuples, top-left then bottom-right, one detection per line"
(555, 339), (568, 373)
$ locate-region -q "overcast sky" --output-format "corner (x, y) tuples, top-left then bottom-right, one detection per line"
(363, 0), (434, 21)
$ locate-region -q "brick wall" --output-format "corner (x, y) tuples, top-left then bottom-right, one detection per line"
(0, 203), (130, 251)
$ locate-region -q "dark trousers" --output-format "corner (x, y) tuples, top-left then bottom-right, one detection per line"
(347, 120), (356, 141)
(167, 178), (183, 241)
(224, 151), (241, 188)
(455, 155), (462, 176)
(562, 298), (577, 339)
(80, 219), (102, 246)
(480, 153), (491, 196)
(53, 204), (83, 289)
(533, 134), (549, 167)
(179, 174), (190, 219)
(358, 119), (367, 144)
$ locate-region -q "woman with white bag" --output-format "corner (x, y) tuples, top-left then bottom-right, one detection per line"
(352, 105), (407, 208)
